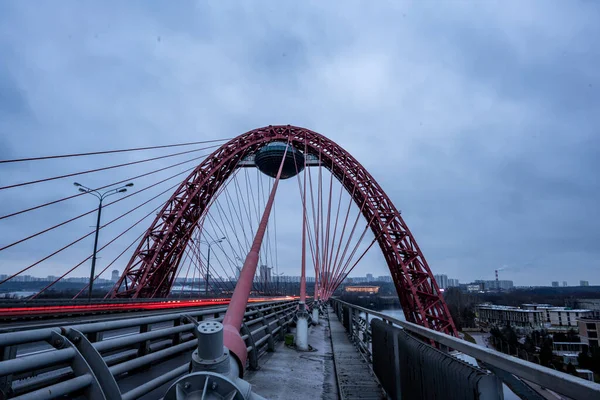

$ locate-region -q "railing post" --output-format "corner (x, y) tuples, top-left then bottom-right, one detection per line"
(350, 308), (356, 341)
(242, 323), (259, 370)
(259, 311), (275, 352)
(173, 316), (182, 346)
(137, 323), (150, 361)
(87, 331), (102, 343)
(0, 345), (16, 397)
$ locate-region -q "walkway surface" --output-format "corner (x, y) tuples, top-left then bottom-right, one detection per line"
(246, 308), (385, 399)
(245, 314), (337, 399)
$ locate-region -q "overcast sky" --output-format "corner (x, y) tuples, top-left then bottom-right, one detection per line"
(1, 1), (599, 287)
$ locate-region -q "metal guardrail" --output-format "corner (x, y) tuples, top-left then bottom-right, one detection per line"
(0, 300), (298, 399)
(330, 298), (600, 400)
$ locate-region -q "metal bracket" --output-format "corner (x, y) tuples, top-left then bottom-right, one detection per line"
(64, 328), (122, 400)
(49, 330), (107, 400)
(182, 314), (201, 329)
(241, 323), (258, 370)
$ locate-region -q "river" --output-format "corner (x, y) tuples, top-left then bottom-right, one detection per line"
(360, 307), (405, 322)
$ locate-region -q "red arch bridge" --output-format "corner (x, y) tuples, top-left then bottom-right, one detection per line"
(0, 126), (597, 399)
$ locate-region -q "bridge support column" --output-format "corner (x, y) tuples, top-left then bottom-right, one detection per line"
(166, 321), (267, 400)
(295, 302), (309, 351)
(312, 302), (320, 325)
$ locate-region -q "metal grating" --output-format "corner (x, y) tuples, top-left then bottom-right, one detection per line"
(328, 307), (385, 400)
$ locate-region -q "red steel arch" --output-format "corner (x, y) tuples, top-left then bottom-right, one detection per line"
(111, 125), (456, 335)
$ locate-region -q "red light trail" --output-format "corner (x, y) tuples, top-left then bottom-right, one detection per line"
(0, 296), (297, 318)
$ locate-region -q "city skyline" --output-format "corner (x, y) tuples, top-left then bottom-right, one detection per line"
(3, 271), (596, 288)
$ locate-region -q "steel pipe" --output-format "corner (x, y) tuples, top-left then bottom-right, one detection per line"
(0, 328), (58, 347)
(94, 324), (193, 352)
(71, 306), (230, 333)
(109, 340), (197, 376)
(121, 364), (189, 400)
(0, 348), (74, 376)
(10, 374), (93, 400)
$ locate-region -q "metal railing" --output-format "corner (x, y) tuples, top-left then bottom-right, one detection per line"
(330, 298), (600, 400)
(0, 300), (298, 399)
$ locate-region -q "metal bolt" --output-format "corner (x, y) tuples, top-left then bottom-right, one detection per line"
(211, 382), (218, 390)
(183, 382), (191, 390)
(72, 336), (81, 343)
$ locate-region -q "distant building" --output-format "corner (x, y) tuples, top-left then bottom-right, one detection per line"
(434, 274), (448, 289)
(580, 280), (590, 287)
(447, 278), (459, 287)
(478, 303), (592, 328)
(377, 275), (392, 283)
(563, 281), (568, 287)
(552, 281), (559, 287)
(111, 270), (119, 282)
(467, 284), (482, 293)
(474, 279), (513, 291)
(522, 304), (593, 326)
(366, 273), (374, 282)
(575, 299), (600, 318)
(259, 265), (271, 284)
(476, 304), (544, 329)
(345, 286), (380, 294)
(578, 317), (600, 349)
(576, 369), (594, 382)
(552, 342), (588, 356)
(547, 307), (593, 327)
(496, 280), (514, 290)
(521, 303), (553, 311)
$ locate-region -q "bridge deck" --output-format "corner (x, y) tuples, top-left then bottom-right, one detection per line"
(246, 308), (385, 399)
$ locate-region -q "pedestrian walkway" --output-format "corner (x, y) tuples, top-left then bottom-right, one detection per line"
(245, 316), (337, 399)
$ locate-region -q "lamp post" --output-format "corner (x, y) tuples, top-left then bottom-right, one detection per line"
(201, 237), (226, 296)
(74, 182), (133, 301)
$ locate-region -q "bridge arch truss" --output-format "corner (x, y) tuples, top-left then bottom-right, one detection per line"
(111, 125), (456, 335)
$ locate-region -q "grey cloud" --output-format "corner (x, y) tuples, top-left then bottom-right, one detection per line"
(0, 1), (598, 287)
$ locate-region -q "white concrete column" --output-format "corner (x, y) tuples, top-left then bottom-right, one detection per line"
(296, 302), (309, 351)
(312, 305), (320, 325)
(296, 315), (309, 351)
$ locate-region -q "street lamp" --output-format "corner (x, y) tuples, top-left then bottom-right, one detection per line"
(74, 182), (134, 301)
(234, 256), (243, 284)
(200, 237), (226, 296)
